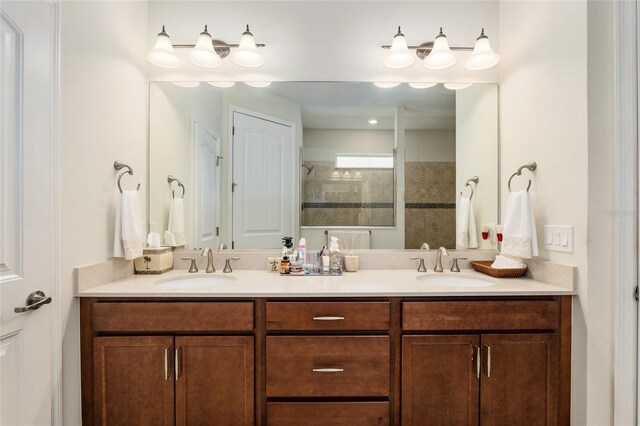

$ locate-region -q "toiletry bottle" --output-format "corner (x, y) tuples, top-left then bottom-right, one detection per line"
(282, 237), (293, 257)
(329, 236), (342, 273)
(298, 238), (307, 265)
(280, 256), (290, 274)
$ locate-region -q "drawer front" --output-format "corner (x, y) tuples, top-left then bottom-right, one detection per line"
(267, 402), (389, 426)
(266, 336), (390, 397)
(266, 301), (389, 331)
(92, 302), (254, 332)
(403, 300), (559, 331)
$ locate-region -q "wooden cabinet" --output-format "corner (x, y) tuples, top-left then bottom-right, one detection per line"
(267, 402), (389, 425)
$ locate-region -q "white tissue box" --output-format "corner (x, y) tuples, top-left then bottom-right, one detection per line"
(134, 247), (173, 274)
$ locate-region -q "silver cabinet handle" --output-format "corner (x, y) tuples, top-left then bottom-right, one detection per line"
(175, 346), (182, 380)
(485, 344), (491, 377)
(312, 365), (344, 373)
(164, 347), (170, 380)
(312, 316), (345, 321)
(14, 291), (52, 313)
(474, 345), (481, 379)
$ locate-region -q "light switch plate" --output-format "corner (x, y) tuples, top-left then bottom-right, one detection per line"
(543, 225), (573, 253)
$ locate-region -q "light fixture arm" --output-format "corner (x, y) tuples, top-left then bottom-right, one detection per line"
(172, 40), (266, 59)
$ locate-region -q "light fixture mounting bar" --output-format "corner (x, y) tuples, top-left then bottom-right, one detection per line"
(381, 42), (473, 60)
(172, 40), (266, 59)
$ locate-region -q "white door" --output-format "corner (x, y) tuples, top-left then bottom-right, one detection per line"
(193, 118), (221, 249)
(232, 112), (294, 249)
(1, 2), (57, 426)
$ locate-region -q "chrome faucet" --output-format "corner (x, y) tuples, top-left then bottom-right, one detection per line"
(410, 257), (427, 272)
(434, 247), (449, 272)
(202, 248), (215, 273)
(181, 257), (198, 273)
(223, 257), (240, 273)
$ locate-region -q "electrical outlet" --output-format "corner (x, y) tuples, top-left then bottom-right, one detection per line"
(543, 225), (573, 253)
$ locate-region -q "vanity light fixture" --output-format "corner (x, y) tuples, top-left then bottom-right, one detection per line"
(148, 24), (266, 69)
(443, 83), (472, 90)
(408, 82), (437, 89)
(383, 27), (415, 69)
(147, 26), (182, 68)
(172, 81), (201, 88)
(244, 81), (272, 87)
(208, 81), (236, 88)
(368, 119), (378, 125)
(381, 27), (500, 71)
(373, 82), (402, 88)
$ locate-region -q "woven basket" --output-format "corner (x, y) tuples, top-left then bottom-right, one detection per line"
(470, 260), (527, 279)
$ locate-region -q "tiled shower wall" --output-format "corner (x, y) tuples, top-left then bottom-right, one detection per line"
(301, 162), (394, 226)
(404, 162), (456, 249)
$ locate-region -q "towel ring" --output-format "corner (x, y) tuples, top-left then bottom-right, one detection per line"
(460, 176), (479, 200)
(114, 161), (140, 193)
(507, 162), (537, 192)
(167, 175), (185, 199)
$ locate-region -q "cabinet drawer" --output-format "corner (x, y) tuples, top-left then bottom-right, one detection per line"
(267, 402), (389, 425)
(403, 300), (559, 331)
(92, 302), (254, 332)
(266, 336), (390, 397)
(266, 301), (389, 331)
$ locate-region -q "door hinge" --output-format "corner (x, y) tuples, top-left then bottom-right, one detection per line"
(232, 241), (235, 249)
(634, 285), (638, 302)
(232, 182), (238, 192)
(215, 226), (219, 236)
(232, 126), (235, 136)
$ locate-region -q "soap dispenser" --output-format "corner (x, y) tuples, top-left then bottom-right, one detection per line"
(329, 236), (342, 274)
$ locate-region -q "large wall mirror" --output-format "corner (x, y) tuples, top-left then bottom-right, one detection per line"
(149, 82), (498, 250)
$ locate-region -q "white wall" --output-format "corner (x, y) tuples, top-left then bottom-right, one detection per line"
(59, 2), (149, 424)
(498, 1), (592, 423)
(456, 85), (498, 249)
(149, 83), (223, 246)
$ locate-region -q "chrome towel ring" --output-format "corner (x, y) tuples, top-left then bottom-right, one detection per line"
(460, 176), (479, 200)
(114, 161), (140, 193)
(167, 175), (186, 199)
(507, 162), (537, 192)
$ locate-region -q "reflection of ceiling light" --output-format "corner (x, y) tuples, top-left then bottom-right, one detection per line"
(383, 27), (415, 69)
(424, 27), (457, 70)
(373, 82), (401, 88)
(188, 25), (223, 68)
(146, 26), (182, 68)
(354, 171), (362, 179)
(208, 81), (236, 88)
(244, 81), (271, 88)
(332, 170), (341, 178)
(444, 83), (472, 90)
(343, 171), (351, 178)
(408, 82), (437, 89)
(465, 28), (500, 70)
(172, 81), (200, 88)
(368, 119), (378, 125)
(231, 25), (265, 67)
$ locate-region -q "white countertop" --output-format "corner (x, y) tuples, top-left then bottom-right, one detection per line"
(75, 269), (575, 298)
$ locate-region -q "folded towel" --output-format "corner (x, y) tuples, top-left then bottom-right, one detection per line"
(164, 230), (176, 246)
(501, 190), (538, 258)
(491, 255), (527, 269)
(167, 197), (185, 246)
(114, 190), (144, 260)
(457, 196), (478, 249)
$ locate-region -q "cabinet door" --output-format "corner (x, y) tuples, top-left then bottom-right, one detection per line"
(175, 336), (254, 426)
(93, 336), (174, 426)
(402, 335), (480, 426)
(480, 333), (559, 426)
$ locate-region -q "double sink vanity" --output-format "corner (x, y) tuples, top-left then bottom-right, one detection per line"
(77, 256), (573, 425)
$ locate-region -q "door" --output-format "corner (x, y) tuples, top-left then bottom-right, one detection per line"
(232, 111), (294, 249)
(480, 333), (559, 426)
(402, 335), (480, 426)
(93, 336), (175, 426)
(0, 2), (57, 425)
(193, 117), (221, 249)
(175, 336), (254, 425)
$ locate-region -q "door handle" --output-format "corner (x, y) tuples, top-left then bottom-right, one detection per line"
(312, 365), (344, 373)
(474, 345), (481, 379)
(312, 316), (345, 321)
(485, 344), (492, 377)
(14, 291), (52, 313)
(175, 346), (182, 380)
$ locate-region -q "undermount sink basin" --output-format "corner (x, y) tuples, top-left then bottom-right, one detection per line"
(416, 274), (496, 288)
(155, 274), (237, 288)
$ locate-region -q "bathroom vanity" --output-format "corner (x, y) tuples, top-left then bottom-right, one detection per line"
(78, 270), (572, 425)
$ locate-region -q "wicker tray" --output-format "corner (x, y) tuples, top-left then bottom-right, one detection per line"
(470, 260), (527, 278)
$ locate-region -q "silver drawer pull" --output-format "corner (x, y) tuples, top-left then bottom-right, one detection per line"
(312, 316), (345, 321)
(312, 366), (344, 373)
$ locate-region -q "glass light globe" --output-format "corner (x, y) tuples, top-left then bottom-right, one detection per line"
(384, 27), (415, 69)
(408, 82), (437, 89)
(231, 25), (265, 68)
(373, 82), (402, 88)
(208, 81), (236, 88)
(465, 29), (500, 70)
(423, 28), (457, 70)
(244, 81), (271, 88)
(146, 26), (182, 69)
(172, 82), (200, 88)
(444, 83), (472, 90)
(188, 26), (222, 68)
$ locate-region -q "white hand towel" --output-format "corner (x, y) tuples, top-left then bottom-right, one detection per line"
(501, 190), (538, 258)
(457, 196), (478, 249)
(167, 197), (185, 246)
(491, 254), (527, 269)
(114, 190), (144, 260)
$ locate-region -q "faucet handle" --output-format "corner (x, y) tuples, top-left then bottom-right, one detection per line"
(181, 257), (198, 273)
(410, 257), (427, 273)
(223, 257), (240, 273)
(450, 257), (468, 273)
